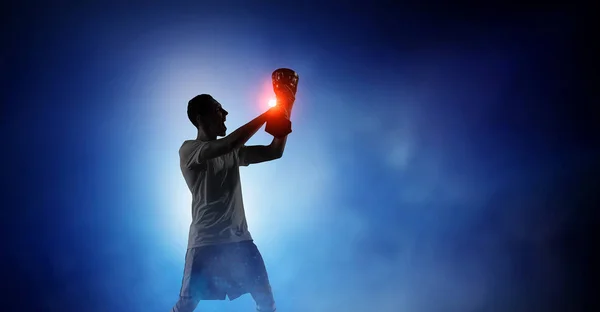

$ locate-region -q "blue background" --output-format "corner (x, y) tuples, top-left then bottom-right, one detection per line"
(2, 2), (597, 312)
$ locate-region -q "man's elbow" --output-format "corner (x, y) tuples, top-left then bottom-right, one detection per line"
(270, 148), (283, 160)
(266, 143), (284, 160)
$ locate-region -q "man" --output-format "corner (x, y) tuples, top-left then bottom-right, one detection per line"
(171, 94), (291, 312)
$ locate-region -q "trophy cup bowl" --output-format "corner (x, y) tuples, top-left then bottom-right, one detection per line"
(265, 68), (299, 138)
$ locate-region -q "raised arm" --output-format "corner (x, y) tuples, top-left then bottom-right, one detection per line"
(200, 111), (270, 159)
(183, 110), (273, 169)
(238, 136), (288, 165)
(238, 95), (295, 165)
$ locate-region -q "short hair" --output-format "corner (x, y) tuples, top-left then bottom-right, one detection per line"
(187, 94), (215, 128)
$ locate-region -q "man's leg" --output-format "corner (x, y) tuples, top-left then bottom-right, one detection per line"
(245, 242), (276, 312)
(171, 248), (208, 312)
(171, 296), (199, 312)
(251, 289), (276, 312)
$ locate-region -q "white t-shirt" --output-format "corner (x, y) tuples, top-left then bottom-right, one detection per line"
(179, 140), (252, 248)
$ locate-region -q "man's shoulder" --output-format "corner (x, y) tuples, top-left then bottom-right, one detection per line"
(179, 139), (203, 153)
(181, 139), (197, 147)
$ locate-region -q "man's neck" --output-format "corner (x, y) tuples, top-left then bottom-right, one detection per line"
(196, 130), (216, 141)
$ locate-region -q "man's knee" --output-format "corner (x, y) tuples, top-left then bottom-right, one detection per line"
(171, 296), (199, 312)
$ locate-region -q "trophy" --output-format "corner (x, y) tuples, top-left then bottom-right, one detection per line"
(265, 68), (299, 138)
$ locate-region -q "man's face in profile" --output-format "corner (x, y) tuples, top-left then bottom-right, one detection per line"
(201, 98), (228, 137)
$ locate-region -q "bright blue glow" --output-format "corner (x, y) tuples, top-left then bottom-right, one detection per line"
(2, 5), (592, 312)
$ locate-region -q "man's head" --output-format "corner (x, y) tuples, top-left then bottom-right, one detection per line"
(187, 94), (229, 138)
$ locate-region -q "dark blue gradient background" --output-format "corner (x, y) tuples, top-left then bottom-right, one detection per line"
(2, 2), (598, 312)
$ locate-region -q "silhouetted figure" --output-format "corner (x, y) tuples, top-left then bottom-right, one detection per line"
(171, 94), (290, 312)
